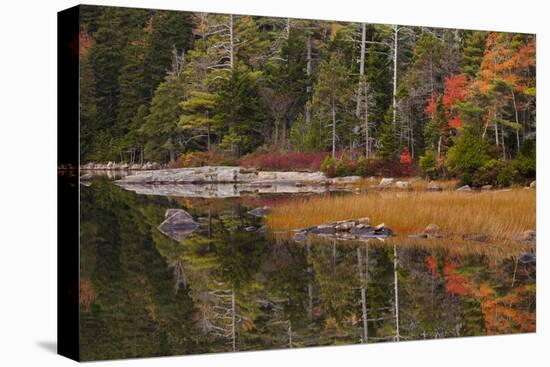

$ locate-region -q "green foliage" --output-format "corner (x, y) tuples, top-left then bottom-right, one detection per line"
(215, 65), (266, 156)
(514, 139), (536, 178)
(320, 156), (337, 177)
(143, 11), (193, 97)
(311, 52), (354, 155)
(180, 91), (218, 150)
(445, 128), (492, 185)
(141, 73), (188, 162)
(461, 31), (488, 79)
(77, 8), (535, 186)
(419, 150), (440, 179)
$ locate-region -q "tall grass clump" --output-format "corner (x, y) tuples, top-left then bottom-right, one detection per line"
(267, 189), (535, 242)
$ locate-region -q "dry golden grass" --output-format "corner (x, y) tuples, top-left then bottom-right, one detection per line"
(267, 188), (535, 242)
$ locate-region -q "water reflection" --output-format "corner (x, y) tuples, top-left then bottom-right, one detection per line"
(79, 178), (536, 360)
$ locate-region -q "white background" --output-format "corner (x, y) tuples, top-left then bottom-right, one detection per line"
(0, 0), (547, 365)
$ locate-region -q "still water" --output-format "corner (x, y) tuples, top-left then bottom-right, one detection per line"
(79, 177), (535, 361)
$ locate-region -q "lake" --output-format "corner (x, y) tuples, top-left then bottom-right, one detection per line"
(79, 175), (536, 361)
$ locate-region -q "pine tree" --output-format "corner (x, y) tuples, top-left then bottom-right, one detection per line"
(215, 65), (266, 156)
(180, 91), (218, 151)
(311, 52), (353, 157)
(141, 74), (188, 162)
(144, 11), (193, 98)
(379, 107), (398, 160)
(461, 31), (488, 79)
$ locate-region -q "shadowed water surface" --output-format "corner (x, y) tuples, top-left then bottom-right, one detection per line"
(78, 177), (535, 361)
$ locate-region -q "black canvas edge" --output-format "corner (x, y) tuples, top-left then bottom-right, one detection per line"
(57, 4), (81, 362)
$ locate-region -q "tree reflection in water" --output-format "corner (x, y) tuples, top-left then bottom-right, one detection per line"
(79, 178), (536, 360)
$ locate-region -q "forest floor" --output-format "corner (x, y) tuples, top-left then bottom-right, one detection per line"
(266, 188), (536, 246)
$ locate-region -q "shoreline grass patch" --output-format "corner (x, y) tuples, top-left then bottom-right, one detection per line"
(267, 189), (535, 242)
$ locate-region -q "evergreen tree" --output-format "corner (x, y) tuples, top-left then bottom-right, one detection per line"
(180, 91), (218, 151)
(311, 52), (353, 156)
(461, 31), (488, 79)
(215, 65), (266, 156)
(141, 74), (188, 162)
(144, 11), (193, 98)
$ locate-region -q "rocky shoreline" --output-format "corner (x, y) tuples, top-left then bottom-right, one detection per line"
(291, 218), (394, 242)
(288, 217), (536, 248)
(81, 161), (165, 170)
(115, 166), (352, 185)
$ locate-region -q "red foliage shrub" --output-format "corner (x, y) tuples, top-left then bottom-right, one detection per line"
(400, 147), (412, 165)
(442, 74), (468, 108)
(240, 151), (329, 171)
(443, 259), (469, 297)
(363, 158), (417, 177)
(426, 256), (438, 278)
(425, 92), (437, 117)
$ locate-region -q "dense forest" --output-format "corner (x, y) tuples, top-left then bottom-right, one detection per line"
(79, 5), (536, 185)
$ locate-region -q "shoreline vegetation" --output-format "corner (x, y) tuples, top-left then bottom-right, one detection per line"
(266, 188), (535, 245)
(76, 7), (536, 253)
(78, 10), (536, 190)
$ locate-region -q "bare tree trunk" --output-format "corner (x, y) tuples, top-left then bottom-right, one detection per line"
(392, 25), (398, 127)
(365, 99), (370, 159)
(410, 122), (415, 158)
(229, 15), (234, 69)
(288, 320), (293, 348)
(306, 35), (312, 125)
(307, 239), (313, 320)
(356, 23), (366, 117)
(231, 288), (236, 352)
(511, 256), (519, 288)
(332, 98), (337, 158)
(495, 118), (499, 146)
(357, 246), (368, 343)
(501, 121), (506, 159)
(511, 90), (521, 152)
(393, 243), (400, 342)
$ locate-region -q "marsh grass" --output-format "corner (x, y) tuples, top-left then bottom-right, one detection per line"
(267, 189), (535, 243)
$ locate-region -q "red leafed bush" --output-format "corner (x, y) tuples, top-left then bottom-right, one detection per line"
(240, 151), (329, 172)
(400, 147), (412, 165)
(426, 255), (438, 278)
(443, 259), (470, 297)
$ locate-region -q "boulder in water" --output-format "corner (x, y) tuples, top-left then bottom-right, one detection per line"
(158, 209), (199, 242)
(248, 206), (270, 217)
